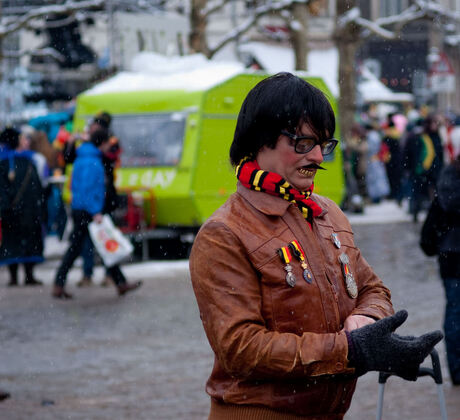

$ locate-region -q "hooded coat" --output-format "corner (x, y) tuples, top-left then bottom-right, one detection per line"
(421, 160), (460, 278)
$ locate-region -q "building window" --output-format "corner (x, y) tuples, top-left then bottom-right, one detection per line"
(380, 0), (409, 17)
(111, 113), (187, 167)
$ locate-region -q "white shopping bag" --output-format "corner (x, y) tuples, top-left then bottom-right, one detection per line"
(88, 215), (134, 267)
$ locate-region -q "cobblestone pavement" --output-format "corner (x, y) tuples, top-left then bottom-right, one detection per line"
(0, 221), (459, 420)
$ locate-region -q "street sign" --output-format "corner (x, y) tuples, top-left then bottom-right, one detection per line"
(429, 52), (455, 93)
(430, 74), (455, 93)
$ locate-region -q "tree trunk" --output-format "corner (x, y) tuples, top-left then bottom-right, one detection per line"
(189, 0), (210, 57)
(336, 38), (358, 144)
(334, 0), (361, 147)
(290, 3), (309, 71)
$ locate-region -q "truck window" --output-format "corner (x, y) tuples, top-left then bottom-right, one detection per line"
(110, 113), (186, 167)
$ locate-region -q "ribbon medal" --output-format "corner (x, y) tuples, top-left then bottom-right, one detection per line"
(278, 246), (296, 287)
(339, 253), (358, 299)
(289, 240), (313, 284)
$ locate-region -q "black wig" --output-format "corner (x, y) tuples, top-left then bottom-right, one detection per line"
(229, 72), (335, 166)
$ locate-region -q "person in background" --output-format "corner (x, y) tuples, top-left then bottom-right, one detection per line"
(52, 129), (141, 299)
(423, 114), (445, 198)
(364, 121), (390, 203)
(348, 123), (368, 199)
(189, 73), (442, 419)
(63, 111), (122, 288)
(421, 149), (460, 385)
(382, 113), (403, 203)
(0, 128), (45, 286)
(402, 117), (428, 222)
(20, 126), (50, 188)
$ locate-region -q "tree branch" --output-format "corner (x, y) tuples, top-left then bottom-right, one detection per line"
(208, 0), (307, 57)
(337, 1), (460, 42)
(202, 0), (232, 17)
(0, 0), (105, 38)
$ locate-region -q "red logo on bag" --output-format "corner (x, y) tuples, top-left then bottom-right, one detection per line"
(105, 239), (119, 252)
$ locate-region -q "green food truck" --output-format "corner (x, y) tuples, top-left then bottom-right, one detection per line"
(73, 64), (344, 258)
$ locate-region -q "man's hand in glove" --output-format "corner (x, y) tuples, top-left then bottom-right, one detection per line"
(346, 310), (443, 381)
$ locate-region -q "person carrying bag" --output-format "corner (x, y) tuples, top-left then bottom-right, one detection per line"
(52, 129), (141, 299)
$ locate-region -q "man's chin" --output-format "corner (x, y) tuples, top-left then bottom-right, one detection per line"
(291, 179), (314, 192)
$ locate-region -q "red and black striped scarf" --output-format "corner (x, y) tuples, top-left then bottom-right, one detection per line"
(236, 158), (322, 225)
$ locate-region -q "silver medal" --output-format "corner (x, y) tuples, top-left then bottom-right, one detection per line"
(345, 273), (358, 299)
(284, 264), (296, 287)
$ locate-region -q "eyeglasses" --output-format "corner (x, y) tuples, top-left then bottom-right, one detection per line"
(281, 130), (338, 156)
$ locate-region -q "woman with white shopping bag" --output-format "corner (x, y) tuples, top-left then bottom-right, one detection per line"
(52, 129), (142, 299)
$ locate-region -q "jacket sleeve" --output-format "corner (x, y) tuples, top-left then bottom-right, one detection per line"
(189, 220), (353, 380)
(420, 197), (444, 257)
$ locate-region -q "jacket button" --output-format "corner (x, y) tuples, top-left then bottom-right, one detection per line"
(336, 362), (344, 370)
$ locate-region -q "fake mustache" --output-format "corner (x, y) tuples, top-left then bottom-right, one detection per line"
(304, 163), (326, 170)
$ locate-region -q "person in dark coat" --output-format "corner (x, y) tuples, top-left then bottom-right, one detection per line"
(421, 153), (460, 385)
(423, 114), (444, 197)
(0, 128), (45, 286)
(404, 115), (445, 222)
(382, 113), (403, 202)
(402, 118), (427, 222)
(52, 129), (141, 299)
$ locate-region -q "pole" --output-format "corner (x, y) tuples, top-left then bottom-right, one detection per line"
(376, 383), (385, 420)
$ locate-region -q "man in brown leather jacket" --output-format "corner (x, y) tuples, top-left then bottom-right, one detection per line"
(189, 73), (442, 420)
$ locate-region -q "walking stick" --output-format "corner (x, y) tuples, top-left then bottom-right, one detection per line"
(376, 348), (447, 420)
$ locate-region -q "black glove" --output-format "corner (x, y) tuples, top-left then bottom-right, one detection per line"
(348, 310), (443, 381)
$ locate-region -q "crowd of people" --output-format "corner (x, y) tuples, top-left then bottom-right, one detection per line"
(344, 108), (459, 222)
(0, 111), (142, 299)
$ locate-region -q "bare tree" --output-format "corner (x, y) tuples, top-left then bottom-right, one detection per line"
(190, 0), (211, 57)
(334, 0), (360, 149)
(287, 2), (309, 70)
(189, 0), (321, 67)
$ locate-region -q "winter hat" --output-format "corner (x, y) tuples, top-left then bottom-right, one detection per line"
(0, 127), (20, 150)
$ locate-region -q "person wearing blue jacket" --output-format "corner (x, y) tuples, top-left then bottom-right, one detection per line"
(52, 129), (142, 299)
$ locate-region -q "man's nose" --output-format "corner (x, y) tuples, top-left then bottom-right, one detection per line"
(308, 144), (324, 163)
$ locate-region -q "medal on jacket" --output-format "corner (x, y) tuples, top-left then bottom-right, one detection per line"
(339, 253), (358, 298)
(331, 233), (341, 249)
(278, 246), (296, 287)
(288, 240), (313, 284)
